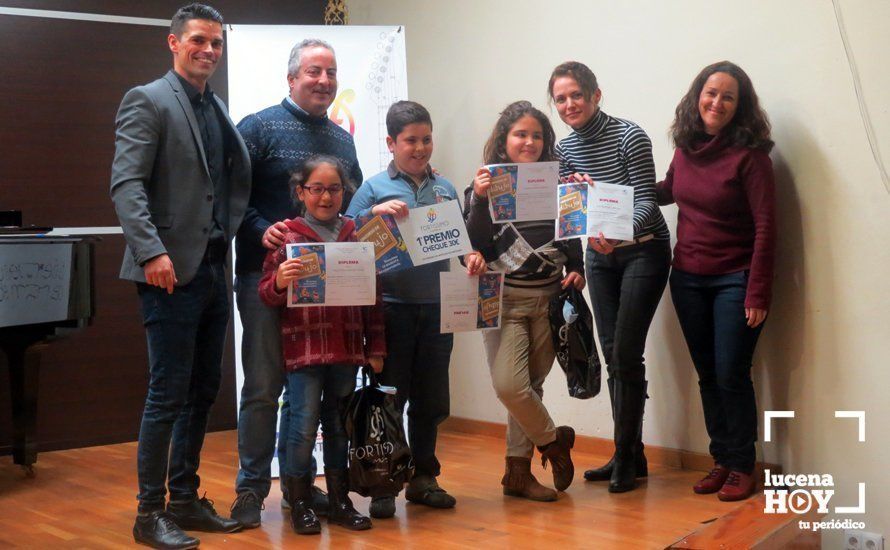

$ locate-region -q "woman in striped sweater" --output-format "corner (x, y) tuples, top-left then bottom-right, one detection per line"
(463, 101), (584, 502)
(548, 61), (671, 493)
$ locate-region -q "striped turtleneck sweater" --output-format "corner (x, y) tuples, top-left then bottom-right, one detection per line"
(556, 109), (670, 241)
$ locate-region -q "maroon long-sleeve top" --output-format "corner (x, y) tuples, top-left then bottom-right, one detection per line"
(656, 134), (776, 309)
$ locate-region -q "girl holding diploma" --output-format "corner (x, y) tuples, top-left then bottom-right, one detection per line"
(463, 101), (584, 501)
(549, 61), (671, 493)
(656, 62), (775, 501)
(258, 155), (385, 534)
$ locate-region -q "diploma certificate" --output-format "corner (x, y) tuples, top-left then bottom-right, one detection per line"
(354, 213), (413, 274)
(555, 181), (634, 241)
(286, 242), (376, 307)
(587, 181), (634, 241)
(486, 161), (559, 223)
(396, 200), (473, 266)
(440, 271), (504, 333)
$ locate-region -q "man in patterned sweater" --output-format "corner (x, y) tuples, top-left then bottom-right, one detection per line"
(230, 38), (362, 528)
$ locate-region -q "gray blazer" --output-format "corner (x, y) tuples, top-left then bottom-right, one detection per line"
(110, 71), (251, 285)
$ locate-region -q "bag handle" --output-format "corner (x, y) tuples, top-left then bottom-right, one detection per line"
(360, 365), (381, 388)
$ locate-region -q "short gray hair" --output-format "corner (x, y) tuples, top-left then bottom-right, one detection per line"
(287, 39), (335, 75)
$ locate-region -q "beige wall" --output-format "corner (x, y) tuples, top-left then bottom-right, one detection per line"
(350, 0), (890, 539)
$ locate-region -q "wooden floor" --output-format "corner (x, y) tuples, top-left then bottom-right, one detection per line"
(0, 430), (753, 549)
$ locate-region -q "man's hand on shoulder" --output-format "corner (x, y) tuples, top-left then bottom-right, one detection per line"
(263, 221), (289, 250)
(144, 254), (177, 294)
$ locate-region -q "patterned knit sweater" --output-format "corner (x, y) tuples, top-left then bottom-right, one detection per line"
(556, 109), (670, 241)
(235, 99), (363, 274)
(258, 217), (385, 371)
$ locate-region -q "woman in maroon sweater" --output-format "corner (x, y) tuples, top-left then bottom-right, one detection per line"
(656, 61), (775, 502)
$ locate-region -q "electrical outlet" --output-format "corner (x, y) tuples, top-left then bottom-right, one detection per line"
(862, 531), (884, 550)
(847, 530), (864, 550)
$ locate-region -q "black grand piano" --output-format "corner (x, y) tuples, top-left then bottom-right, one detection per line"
(0, 227), (94, 475)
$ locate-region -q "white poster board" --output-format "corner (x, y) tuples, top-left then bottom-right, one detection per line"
(0, 243), (72, 328)
(228, 25), (407, 478)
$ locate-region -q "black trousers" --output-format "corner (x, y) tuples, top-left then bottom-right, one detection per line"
(586, 239), (671, 385)
(378, 302), (454, 479)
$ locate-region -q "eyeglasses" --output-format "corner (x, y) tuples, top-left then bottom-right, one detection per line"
(301, 184), (344, 196)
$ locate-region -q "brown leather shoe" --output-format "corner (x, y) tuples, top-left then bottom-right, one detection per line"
(693, 465), (731, 494)
(502, 457), (557, 502)
(537, 426), (575, 492)
(717, 471), (757, 501)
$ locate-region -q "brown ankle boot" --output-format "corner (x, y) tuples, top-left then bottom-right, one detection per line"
(537, 426), (576, 492)
(502, 457), (558, 502)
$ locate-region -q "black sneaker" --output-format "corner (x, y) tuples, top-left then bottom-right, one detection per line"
(167, 495), (243, 533)
(133, 510), (199, 549)
(405, 476), (456, 509)
(230, 491), (263, 529)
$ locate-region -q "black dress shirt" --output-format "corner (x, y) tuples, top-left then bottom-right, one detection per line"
(175, 72), (229, 248)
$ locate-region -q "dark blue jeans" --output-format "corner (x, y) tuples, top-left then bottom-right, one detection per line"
(379, 302), (453, 478)
(669, 269), (763, 473)
(586, 239), (671, 384)
(136, 258), (229, 510)
(234, 271), (293, 499)
(282, 364), (357, 478)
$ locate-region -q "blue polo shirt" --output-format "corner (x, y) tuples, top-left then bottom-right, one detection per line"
(346, 162), (459, 304)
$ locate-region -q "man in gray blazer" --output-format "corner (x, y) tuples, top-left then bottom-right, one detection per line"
(110, 4), (248, 548)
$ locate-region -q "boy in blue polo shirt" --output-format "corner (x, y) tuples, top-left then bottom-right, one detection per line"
(345, 100), (485, 518)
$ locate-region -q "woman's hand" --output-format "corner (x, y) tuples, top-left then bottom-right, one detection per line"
(275, 257), (303, 291)
(574, 175), (624, 256)
(588, 232), (620, 255)
(464, 251), (487, 275)
(569, 172), (595, 187)
(369, 355), (384, 373)
(372, 200), (409, 219)
(473, 167), (492, 199)
(561, 271), (585, 290)
(746, 308), (767, 328)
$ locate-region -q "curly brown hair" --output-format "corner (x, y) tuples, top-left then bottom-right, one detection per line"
(482, 101), (556, 165)
(671, 61), (773, 152)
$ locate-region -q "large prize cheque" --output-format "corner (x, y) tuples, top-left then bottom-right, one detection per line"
(355, 199), (472, 273)
(555, 181), (634, 241)
(286, 242), (376, 307)
(440, 271), (504, 333)
(486, 161), (559, 223)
